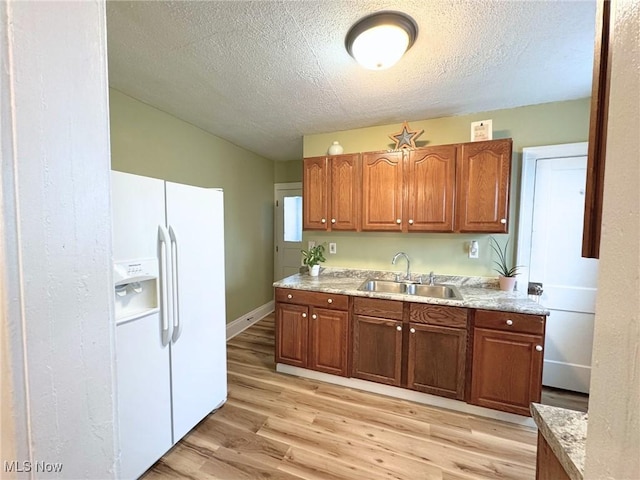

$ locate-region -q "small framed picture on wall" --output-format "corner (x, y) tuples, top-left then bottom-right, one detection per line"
(471, 120), (493, 141)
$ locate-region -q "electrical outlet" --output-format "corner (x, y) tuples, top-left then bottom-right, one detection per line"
(307, 240), (315, 249)
(469, 240), (479, 259)
(329, 242), (337, 254)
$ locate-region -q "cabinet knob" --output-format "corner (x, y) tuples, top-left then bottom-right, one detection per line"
(410, 327), (416, 334)
(536, 345), (543, 352)
(500, 218), (507, 224)
(287, 294), (293, 299)
(321, 218), (326, 224)
(396, 219), (402, 224)
(408, 219), (414, 225)
(302, 313), (307, 318)
(312, 314), (317, 320)
(331, 218), (336, 224)
(396, 325), (402, 331)
(327, 298), (333, 304)
(506, 319), (513, 326)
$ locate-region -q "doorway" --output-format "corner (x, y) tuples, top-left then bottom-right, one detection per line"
(274, 183), (303, 281)
(517, 142), (597, 394)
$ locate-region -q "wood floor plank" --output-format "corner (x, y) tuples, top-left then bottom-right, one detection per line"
(142, 313), (588, 480)
(259, 416), (446, 480)
(279, 446), (409, 480)
(198, 446), (302, 480)
(308, 412), (535, 480)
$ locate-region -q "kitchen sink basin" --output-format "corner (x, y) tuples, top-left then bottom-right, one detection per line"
(358, 279), (463, 300)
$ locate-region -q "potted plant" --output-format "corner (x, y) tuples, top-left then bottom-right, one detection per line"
(301, 243), (326, 277)
(490, 237), (521, 291)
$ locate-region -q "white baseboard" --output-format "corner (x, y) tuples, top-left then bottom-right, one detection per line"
(543, 359), (591, 394)
(276, 363), (536, 427)
(226, 300), (275, 340)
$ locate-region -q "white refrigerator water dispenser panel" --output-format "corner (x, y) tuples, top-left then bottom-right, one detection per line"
(114, 258), (159, 324)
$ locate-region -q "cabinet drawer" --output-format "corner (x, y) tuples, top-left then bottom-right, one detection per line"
(409, 304), (467, 328)
(353, 297), (403, 320)
(474, 309), (545, 335)
(275, 288), (349, 310)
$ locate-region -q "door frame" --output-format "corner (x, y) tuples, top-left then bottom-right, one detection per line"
(274, 182), (302, 281)
(516, 142), (588, 291)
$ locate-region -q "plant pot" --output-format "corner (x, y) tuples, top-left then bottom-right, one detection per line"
(309, 265), (320, 277)
(499, 276), (517, 292)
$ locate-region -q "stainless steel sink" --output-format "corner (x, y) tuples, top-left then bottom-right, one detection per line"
(358, 279), (463, 300)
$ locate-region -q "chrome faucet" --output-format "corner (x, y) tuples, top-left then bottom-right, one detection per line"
(391, 252), (411, 281)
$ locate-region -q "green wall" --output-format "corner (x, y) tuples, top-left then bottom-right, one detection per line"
(302, 98), (590, 277)
(109, 89), (275, 323)
(274, 159), (302, 183)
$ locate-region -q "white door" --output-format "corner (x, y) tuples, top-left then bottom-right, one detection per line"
(116, 314), (172, 479)
(274, 183), (303, 281)
(165, 182), (227, 442)
(111, 171), (172, 479)
(518, 144), (597, 394)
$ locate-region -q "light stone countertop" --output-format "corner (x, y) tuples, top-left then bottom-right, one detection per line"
(531, 403), (587, 480)
(273, 267), (550, 316)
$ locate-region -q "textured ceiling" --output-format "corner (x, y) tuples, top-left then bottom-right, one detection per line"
(106, 0), (596, 162)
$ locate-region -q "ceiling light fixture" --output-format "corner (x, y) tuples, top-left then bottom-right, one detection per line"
(345, 11), (418, 70)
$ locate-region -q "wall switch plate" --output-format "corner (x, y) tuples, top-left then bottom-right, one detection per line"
(329, 242), (337, 254)
(307, 240), (316, 249)
(469, 240), (479, 259)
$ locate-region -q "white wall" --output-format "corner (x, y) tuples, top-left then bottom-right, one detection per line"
(584, 0), (640, 478)
(0, 1), (118, 478)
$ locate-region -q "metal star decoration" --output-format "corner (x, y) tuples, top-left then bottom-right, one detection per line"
(389, 121), (424, 149)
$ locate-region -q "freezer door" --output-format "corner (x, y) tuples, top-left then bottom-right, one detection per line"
(165, 182), (227, 442)
(110, 171), (165, 262)
(116, 312), (172, 480)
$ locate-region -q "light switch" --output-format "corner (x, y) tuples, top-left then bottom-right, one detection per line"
(308, 240), (316, 249)
(329, 242), (337, 254)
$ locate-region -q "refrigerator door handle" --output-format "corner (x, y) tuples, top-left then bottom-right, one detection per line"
(169, 225), (182, 342)
(158, 225), (172, 346)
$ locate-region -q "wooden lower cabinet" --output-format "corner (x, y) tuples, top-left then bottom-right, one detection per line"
(275, 288), (350, 377)
(407, 323), (466, 400)
(276, 289), (547, 416)
(470, 326), (544, 416)
(536, 432), (571, 480)
(275, 303), (308, 368)
(352, 315), (403, 386)
(309, 307), (349, 376)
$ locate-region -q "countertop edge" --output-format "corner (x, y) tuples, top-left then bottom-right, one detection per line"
(530, 403), (587, 480)
(273, 274), (550, 316)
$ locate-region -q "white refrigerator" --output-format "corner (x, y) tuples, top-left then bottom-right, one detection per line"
(111, 171), (227, 479)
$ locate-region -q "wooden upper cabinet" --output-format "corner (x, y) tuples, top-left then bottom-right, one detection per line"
(406, 146), (456, 232)
(303, 154), (360, 231)
(361, 151), (405, 231)
(330, 154), (361, 231)
(456, 139), (512, 233)
(303, 156), (329, 230)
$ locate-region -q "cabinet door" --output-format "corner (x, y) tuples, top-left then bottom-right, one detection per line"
(406, 146), (456, 232)
(456, 139), (512, 232)
(275, 303), (308, 368)
(352, 315), (403, 386)
(330, 154), (361, 231)
(470, 327), (544, 416)
(309, 307), (349, 377)
(303, 156), (329, 230)
(361, 151), (404, 231)
(407, 323), (467, 400)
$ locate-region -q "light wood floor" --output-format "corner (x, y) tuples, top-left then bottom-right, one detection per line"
(142, 313), (585, 480)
